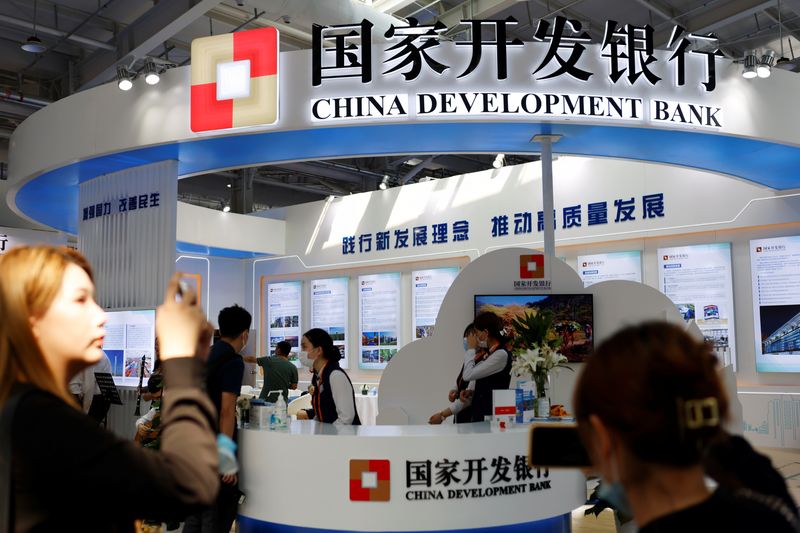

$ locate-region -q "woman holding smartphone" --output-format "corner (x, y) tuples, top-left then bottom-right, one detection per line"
(1, 246), (218, 532)
(574, 322), (798, 532)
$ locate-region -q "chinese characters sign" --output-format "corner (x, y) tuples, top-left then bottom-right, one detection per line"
(307, 17), (724, 129)
(341, 193), (664, 256)
(404, 455), (551, 501)
(313, 17), (721, 91)
(81, 192), (161, 222)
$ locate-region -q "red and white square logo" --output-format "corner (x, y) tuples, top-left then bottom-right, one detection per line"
(756, 246), (762, 253)
(350, 459), (390, 502)
(520, 255), (545, 279)
(190, 27), (279, 132)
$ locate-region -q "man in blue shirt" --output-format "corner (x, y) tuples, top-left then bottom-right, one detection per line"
(184, 304), (251, 533)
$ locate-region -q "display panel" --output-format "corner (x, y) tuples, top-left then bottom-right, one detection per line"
(412, 267), (459, 339)
(657, 243), (736, 369)
(474, 294), (594, 362)
(103, 309), (156, 386)
(359, 273), (401, 370)
(577, 251), (642, 287)
(751, 236), (800, 372)
(311, 277), (349, 368)
(266, 281), (302, 365)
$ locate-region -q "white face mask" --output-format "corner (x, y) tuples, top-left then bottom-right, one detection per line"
(298, 350), (314, 368)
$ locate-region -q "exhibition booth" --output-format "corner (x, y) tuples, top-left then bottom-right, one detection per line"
(5, 17), (800, 531)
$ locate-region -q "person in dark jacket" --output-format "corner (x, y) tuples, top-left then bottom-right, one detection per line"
(429, 323), (476, 424)
(574, 322), (799, 533)
(297, 328), (360, 425)
(1, 245), (218, 533)
(460, 312), (511, 422)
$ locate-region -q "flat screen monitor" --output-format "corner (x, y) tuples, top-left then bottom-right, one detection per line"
(102, 309), (156, 386)
(474, 294), (594, 362)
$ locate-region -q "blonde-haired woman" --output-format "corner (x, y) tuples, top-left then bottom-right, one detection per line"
(0, 246), (219, 531)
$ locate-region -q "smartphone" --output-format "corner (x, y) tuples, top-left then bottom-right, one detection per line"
(528, 424), (592, 468)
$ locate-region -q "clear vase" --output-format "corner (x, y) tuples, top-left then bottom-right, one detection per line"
(533, 373), (550, 417)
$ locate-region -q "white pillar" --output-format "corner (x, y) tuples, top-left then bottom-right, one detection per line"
(78, 160), (178, 309)
(532, 135), (561, 258)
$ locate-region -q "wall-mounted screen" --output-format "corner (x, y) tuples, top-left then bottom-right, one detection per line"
(474, 294), (593, 362)
(751, 236), (800, 373)
(266, 281), (302, 365)
(311, 277), (349, 368)
(359, 273), (401, 370)
(103, 309), (156, 386)
(657, 243), (736, 370)
(413, 267), (459, 339)
(577, 251), (642, 287)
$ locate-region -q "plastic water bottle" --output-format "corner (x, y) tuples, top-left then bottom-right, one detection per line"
(270, 390), (287, 430)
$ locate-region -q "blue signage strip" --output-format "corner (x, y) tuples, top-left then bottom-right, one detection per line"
(14, 122), (800, 234)
(238, 514), (571, 533)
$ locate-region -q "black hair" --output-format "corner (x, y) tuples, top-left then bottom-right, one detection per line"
(473, 312), (505, 342)
(275, 340), (291, 357)
(463, 323), (475, 337)
(218, 305), (252, 339)
(303, 328), (342, 362)
(575, 321), (728, 467)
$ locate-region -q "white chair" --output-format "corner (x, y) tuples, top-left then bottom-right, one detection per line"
(287, 394), (312, 416)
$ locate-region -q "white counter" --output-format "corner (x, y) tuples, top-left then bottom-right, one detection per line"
(239, 421), (584, 533)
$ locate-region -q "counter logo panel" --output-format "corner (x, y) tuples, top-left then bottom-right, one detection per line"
(350, 459), (391, 502)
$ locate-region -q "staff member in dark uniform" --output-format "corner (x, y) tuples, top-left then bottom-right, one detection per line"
(461, 312), (511, 422)
(296, 328), (361, 425)
(429, 323), (476, 424)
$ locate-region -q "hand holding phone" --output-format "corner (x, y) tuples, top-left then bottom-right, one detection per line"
(528, 424), (591, 468)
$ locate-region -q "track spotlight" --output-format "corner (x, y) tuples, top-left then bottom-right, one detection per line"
(492, 154), (505, 169)
(379, 175), (389, 190)
(742, 50), (758, 79)
(757, 49), (775, 78)
(144, 58), (161, 85)
(117, 65), (133, 91)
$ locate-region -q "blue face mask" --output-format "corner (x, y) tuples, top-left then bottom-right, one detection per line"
(598, 480), (632, 517)
(463, 338), (469, 351)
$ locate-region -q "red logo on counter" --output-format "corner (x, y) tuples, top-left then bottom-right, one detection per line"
(519, 255), (544, 279)
(350, 459), (390, 502)
(190, 27), (279, 132)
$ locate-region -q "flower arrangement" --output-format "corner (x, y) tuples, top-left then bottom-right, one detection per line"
(510, 310), (572, 399)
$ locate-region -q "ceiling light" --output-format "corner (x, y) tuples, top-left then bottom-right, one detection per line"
(144, 58), (160, 85)
(21, 0), (46, 53)
(404, 157), (423, 166)
(757, 49), (775, 78)
(379, 175), (389, 190)
(222, 205), (231, 213)
(492, 154), (505, 169)
(226, 183), (232, 188)
(21, 36), (46, 54)
(742, 50), (758, 79)
(117, 65), (133, 91)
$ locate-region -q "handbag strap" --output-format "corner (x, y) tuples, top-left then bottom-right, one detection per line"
(0, 385), (35, 533)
